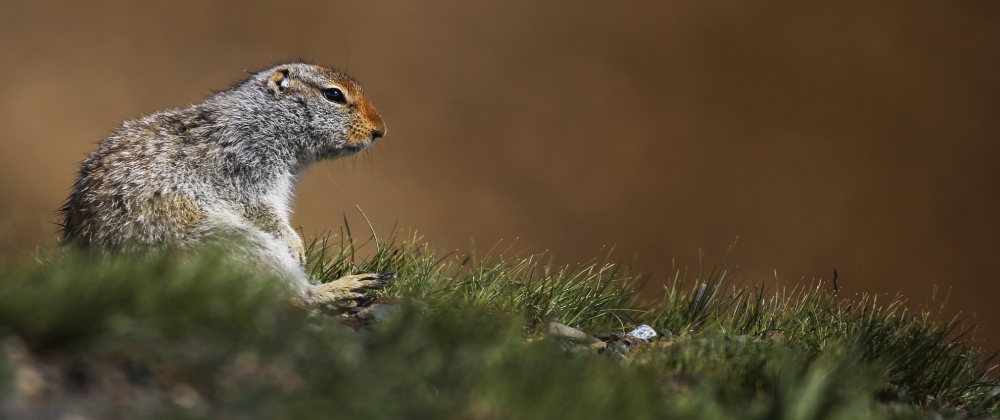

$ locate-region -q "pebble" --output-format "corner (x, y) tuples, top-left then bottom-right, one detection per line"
(626, 324), (657, 341)
(544, 322), (589, 341)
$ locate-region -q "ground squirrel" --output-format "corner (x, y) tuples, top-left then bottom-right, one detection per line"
(59, 63), (393, 305)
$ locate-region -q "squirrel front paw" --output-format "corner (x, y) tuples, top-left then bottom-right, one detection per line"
(306, 272), (395, 305)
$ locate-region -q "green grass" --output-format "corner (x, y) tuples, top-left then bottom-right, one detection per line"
(0, 229), (996, 419)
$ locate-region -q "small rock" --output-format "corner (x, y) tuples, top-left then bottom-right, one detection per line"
(357, 304), (398, 322)
(544, 323), (589, 341)
(657, 329), (674, 340)
(626, 324), (657, 341)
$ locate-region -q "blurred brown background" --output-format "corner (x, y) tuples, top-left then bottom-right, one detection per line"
(0, 1), (998, 347)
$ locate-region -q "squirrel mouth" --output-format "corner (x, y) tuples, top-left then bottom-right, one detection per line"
(343, 139), (373, 153)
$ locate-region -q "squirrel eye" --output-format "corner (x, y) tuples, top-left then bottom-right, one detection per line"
(322, 88), (347, 104)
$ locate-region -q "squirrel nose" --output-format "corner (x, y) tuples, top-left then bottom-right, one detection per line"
(371, 123), (386, 140)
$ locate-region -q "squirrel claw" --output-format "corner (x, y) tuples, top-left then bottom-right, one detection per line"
(351, 272), (395, 291)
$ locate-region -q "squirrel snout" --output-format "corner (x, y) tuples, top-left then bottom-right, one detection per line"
(372, 123), (386, 140)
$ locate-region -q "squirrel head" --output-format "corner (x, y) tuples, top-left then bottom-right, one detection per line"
(234, 63), (386, 165)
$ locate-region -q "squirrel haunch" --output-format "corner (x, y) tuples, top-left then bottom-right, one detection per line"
(59, 63), (390, 303)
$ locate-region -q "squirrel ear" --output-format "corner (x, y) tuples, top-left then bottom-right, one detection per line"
(269, 68), (291, 93)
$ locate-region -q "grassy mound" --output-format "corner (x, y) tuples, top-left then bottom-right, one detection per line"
(0, 230), (996, 419)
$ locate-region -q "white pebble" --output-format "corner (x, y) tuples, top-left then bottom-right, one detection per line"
(627, 324), (657, 341)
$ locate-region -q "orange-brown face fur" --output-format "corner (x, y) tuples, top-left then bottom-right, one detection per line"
(327, 73), (386, 146)
(265, 65), (386, 160)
